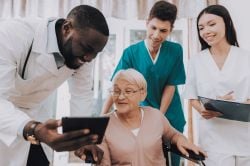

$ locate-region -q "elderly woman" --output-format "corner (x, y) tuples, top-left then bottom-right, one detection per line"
(75, 68), (205, 165)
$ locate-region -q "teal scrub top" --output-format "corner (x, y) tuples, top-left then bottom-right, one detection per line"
(112, 41), (186, 131)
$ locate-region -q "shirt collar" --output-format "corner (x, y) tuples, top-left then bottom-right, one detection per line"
(47, 19), (62, 55)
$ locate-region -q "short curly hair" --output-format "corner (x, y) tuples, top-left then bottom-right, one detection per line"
(67, 5), (109, 36)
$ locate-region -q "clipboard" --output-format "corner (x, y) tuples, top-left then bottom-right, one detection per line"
(198, 96), (250, 122)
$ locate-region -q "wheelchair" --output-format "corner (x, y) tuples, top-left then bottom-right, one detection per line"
(85, 141), (206, 166)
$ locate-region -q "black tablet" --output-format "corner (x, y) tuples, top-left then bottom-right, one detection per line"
(62, 116), (110, 144)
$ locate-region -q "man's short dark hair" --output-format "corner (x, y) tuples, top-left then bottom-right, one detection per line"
(67, 5), (109, 36)
(149, 1), (177, 27)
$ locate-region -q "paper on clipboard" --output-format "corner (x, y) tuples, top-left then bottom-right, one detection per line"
(198, 96), (250, 122)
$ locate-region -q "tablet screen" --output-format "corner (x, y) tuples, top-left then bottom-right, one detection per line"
(62, 116), (110, 144)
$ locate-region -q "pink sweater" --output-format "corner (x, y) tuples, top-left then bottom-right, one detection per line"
(98, 106), (177, 166)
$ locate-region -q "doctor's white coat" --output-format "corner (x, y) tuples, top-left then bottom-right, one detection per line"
(0, 18), (94, 165)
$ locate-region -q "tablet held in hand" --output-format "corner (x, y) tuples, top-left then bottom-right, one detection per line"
(62, 116), (110, 144)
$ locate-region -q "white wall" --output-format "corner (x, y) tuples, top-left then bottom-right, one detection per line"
(219, 0), (250, 51)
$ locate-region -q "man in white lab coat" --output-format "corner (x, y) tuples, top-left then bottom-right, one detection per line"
(0, 5), (109, 166)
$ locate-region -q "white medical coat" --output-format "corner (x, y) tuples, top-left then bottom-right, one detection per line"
(184, 46), (250, 155)
(0, 18), (94, 165)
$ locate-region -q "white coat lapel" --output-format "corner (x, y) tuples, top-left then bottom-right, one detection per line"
(32, 18), (60, 76)
(36, 53), (59, 76)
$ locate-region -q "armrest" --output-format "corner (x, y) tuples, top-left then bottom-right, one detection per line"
(162, 141), (205, 166)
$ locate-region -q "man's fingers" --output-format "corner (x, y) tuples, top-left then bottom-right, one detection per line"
(75, 148), (87, 160)
(90, 148), (98, 162)
(74, 145), (103, 163)
(96, 148), (104, 164)
(44, 119), (61, 129)
(59, 129), (91, 142)
(91, 146), (103, 163)
(53, 134), (98, 152)
(75, 148), (84, 157)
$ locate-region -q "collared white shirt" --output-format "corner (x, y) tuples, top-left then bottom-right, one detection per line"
(47, 19), (65, 68)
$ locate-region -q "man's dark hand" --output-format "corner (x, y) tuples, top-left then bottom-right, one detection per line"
(34, 119), (98, 152)
(74, 144), (104, 164)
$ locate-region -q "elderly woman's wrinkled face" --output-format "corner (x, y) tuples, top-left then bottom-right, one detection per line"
(111, 78), (143, 114)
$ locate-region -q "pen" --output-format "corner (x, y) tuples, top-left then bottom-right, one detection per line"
(226, 91), (234, 95)
(216, 91), (234, 100)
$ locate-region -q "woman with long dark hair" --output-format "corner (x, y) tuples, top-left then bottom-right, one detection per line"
(184, 5), (250, 166)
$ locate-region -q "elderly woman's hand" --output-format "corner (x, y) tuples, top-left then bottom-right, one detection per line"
(175, 135), (207, 158)
(74, 144), (104, 164)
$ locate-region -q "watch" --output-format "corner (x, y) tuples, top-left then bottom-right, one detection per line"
(23, 121), (41, 145)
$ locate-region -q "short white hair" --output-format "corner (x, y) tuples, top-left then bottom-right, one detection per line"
(112, 68), (147, 92)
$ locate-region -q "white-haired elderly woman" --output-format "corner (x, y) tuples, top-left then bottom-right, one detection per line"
(75, 68), (206, 165)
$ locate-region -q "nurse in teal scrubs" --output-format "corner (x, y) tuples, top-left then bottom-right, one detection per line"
(102, 1), (186, 165)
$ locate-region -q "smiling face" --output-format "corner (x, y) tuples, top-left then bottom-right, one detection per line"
(61, 23), (108, 69)
(111, 78), (145, 115)
(146, 18), (172, 51)
(198, 13), (227, 47)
